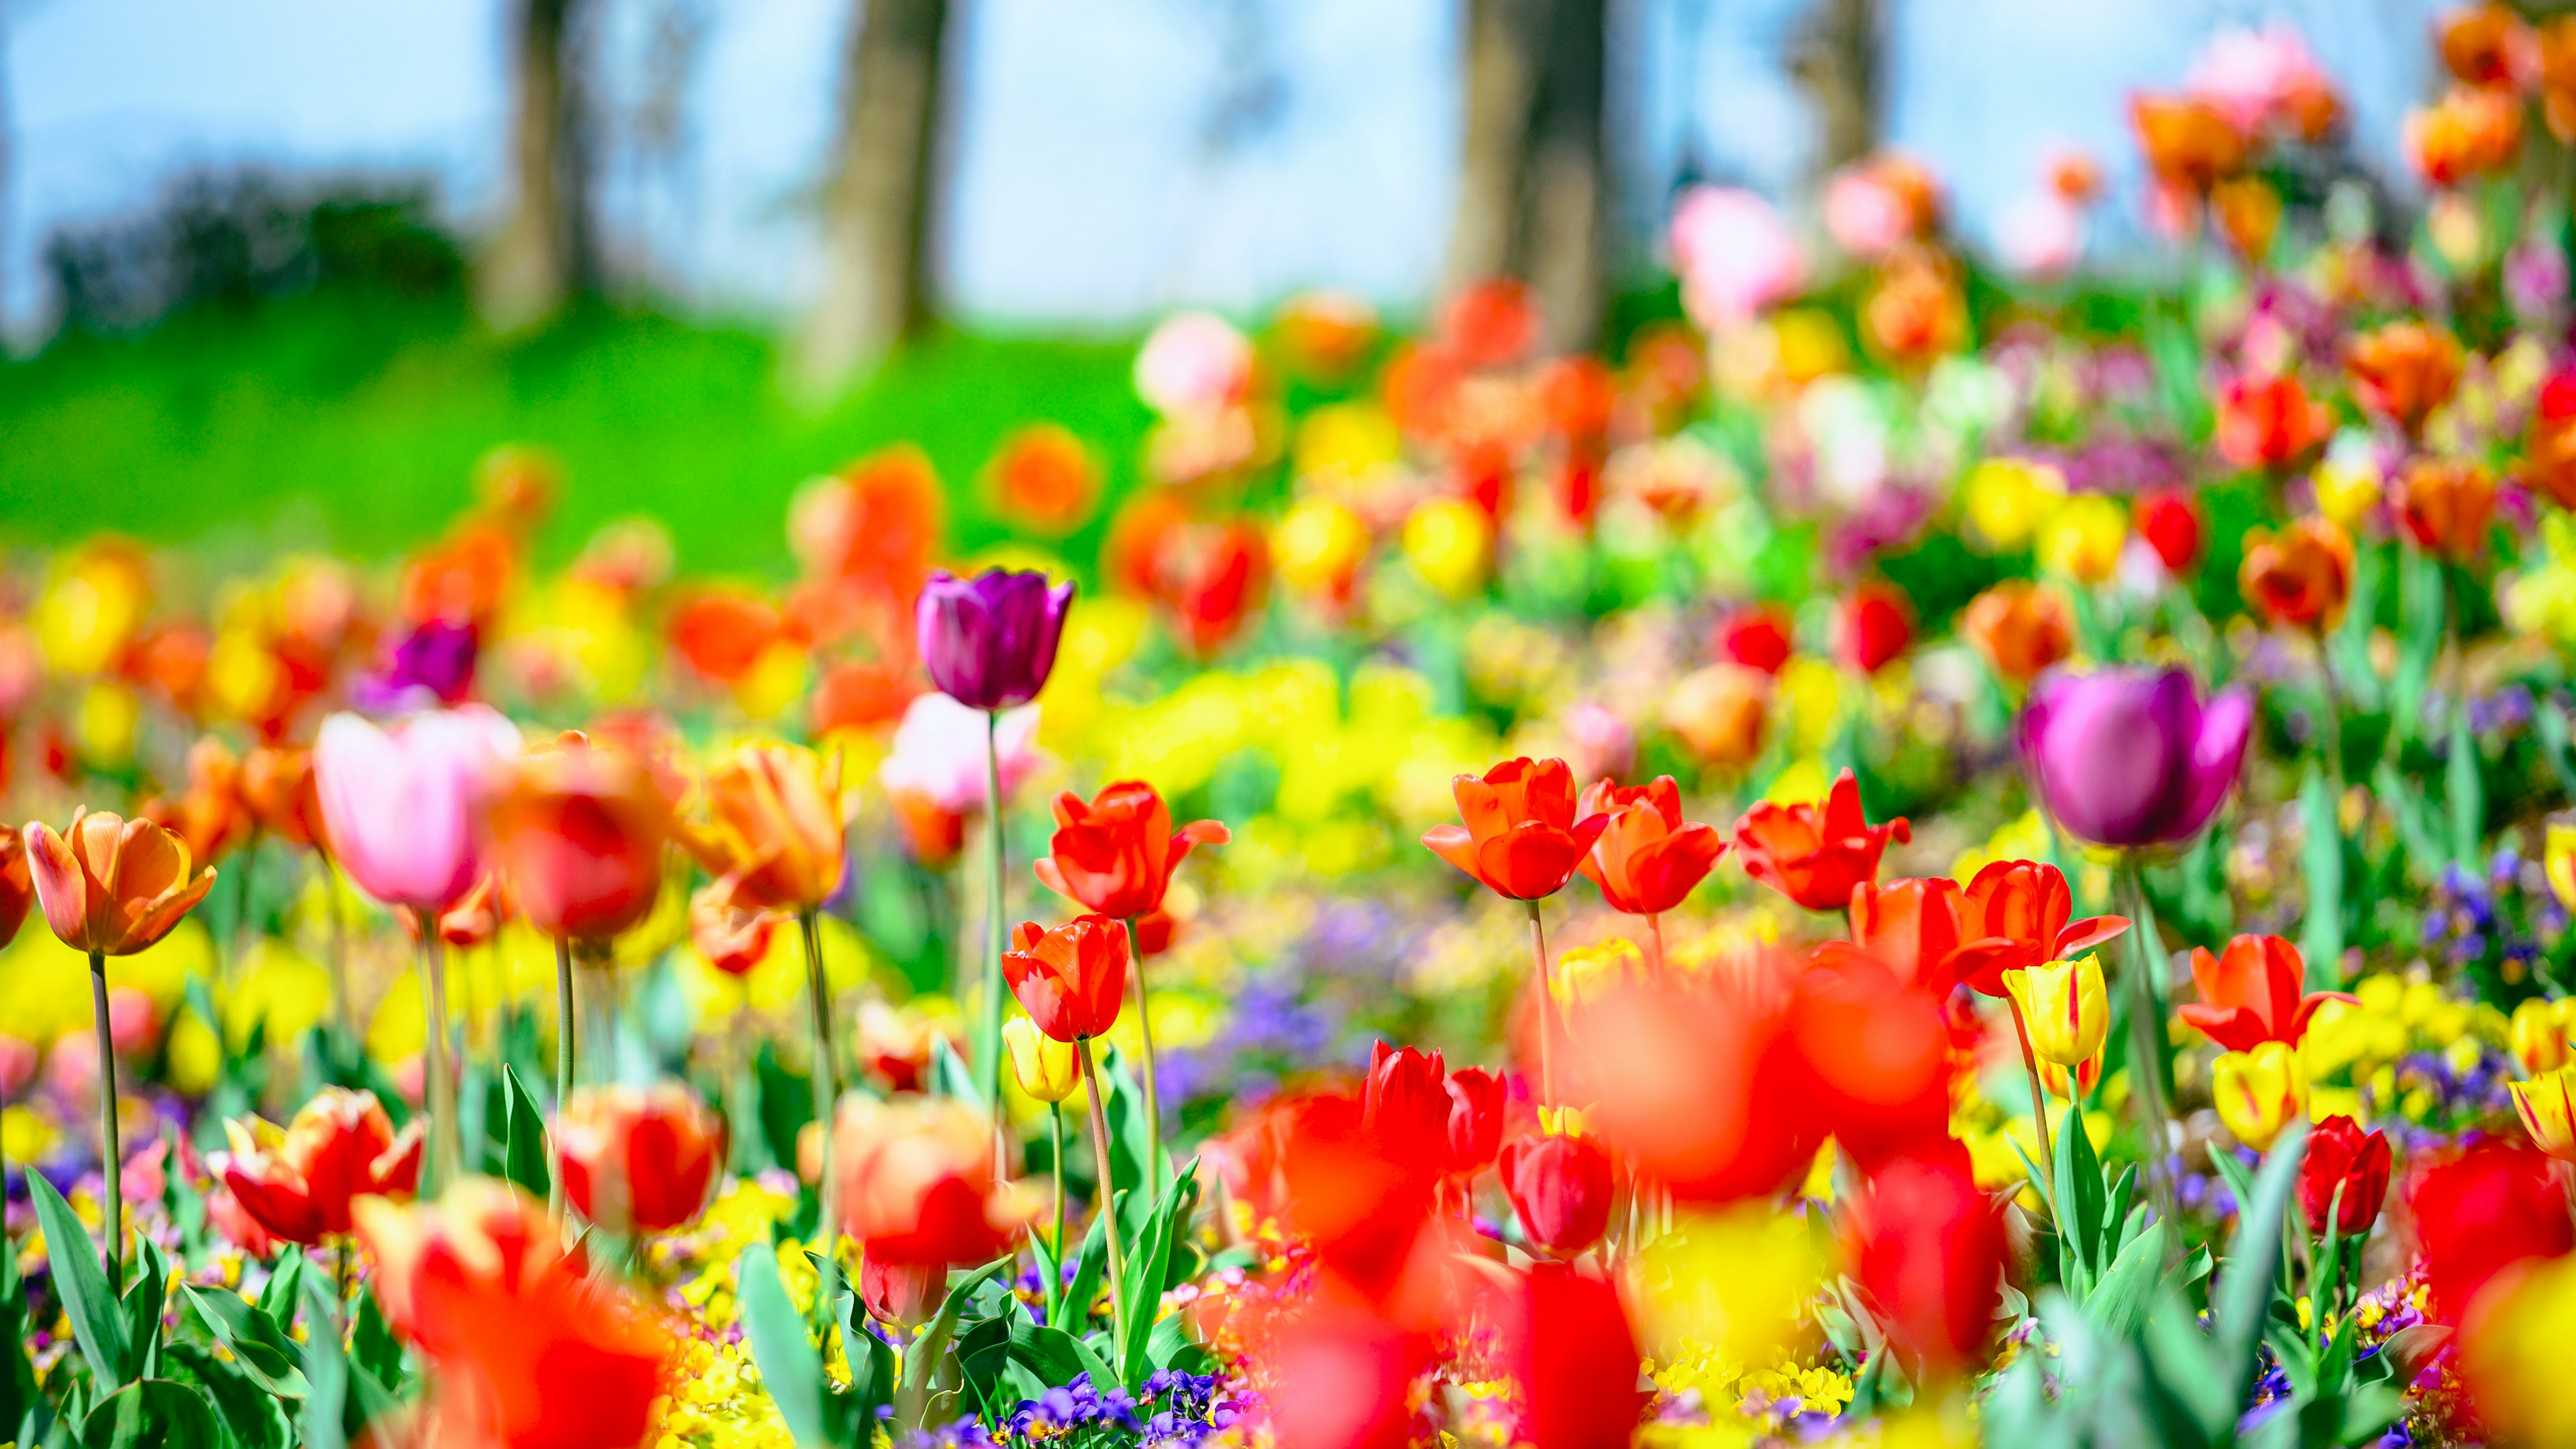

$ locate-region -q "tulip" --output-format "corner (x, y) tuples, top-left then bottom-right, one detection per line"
(2406, 85), (2524, 188)
(2178, 934), (2351, 1051)
(2037, 1050), (2102, 1102)
(2514, 1065), (2576, 1163)
(1791, 953), (1955, 1171)
(2526, 370), (2576, 511)
(356, 1180), (671, 1449)
(1422, 757), (1606, 903)
(437, 871), (506, 951)
(25, 808), (216, 1287)
(1505, 1264), (1648, 1449)
(0, 824), (36, 951)
(149, 737), (254, 867)
(1003, 916), (1128, 1043)
(2395, 457), (2496, 562)
(556, 1083), (724, 1232)
(2511, 998), (2573, 1077)
(2212, 1040), (2307, 1151)
(859, 1256), (944, 1334)
(1499, 1131), (1615, 1258)
(1731, 769), (1908, 912)
(314, 708), (520, 911)
(2039, 496), (2127, 585)
(1574, 777), (1727, 943)
(1962, 457), (2066, 551)
(1842, 1145), (2004, 1377)
(915, 567), (1075, 713)
(2550, 821), (2576, 914)
(1714, 604), (1794, 675)
(2019, 666), (2252, 849)
(1004, 1015), (1081, 1104)
(1662, 665), (1769, 770)
(687, 742), (845, 917)
(2298, 1115), (2392, 1238)
(2410, 1141), (2576, 1324)
(1444, 1067), (1505, 1179)
(2214, 371), (2330, 472)
(2135, 490), (2204, 576)
(220, 1087), (426, 1244)
(490, 733), (672, 944)
(1952, 859), (2128, 996)
(2346, 321), (2464, 435)
(1838, 582), (1914, 674)
(2001, 957), (2108, 1068)
(1364, 1042), (1450, 1165)
(832, 1095), (1036, 1273)
(689, 884), (775, 977)
(1839, 877), (1968, 992)
(1960, 582), (2074, 685)
(2239, 517), (2355, 631)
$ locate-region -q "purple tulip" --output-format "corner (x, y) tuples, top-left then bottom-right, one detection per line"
(2019, 665), (2253, 849)
(355, 619), (478, 712)
(915, 568), (1075, 712)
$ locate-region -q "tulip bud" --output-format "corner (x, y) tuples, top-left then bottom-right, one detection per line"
(2512, 1065), (2576, 1163)
(2213, 1040), (2308, 1151)
(1444, 1067), (1505, 1177)
(2511, 998), (2573, 1079)
(1363, 1042), (1450, 1162)
(1500, 1131), (1615, 1258)
(860, 1256), (943, 1330)
(1837, 583), (1915, 675)
(1001, 916), (1129, 1042)
(1004, 1016), (1082, 1104)
(2002, 957), (2109, 1068)
(2037, 1049), (2102, 1102)
(2298, 1115), (2392, 1238)
(556, 1083), (725, 1233)
(915, 568), (1076, 712)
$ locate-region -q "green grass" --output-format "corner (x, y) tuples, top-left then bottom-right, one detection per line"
(0, 289), (1157, 582)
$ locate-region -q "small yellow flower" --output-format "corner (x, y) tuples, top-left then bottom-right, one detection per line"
(2213, 1040), (2308, 1150)
(1273, 498), (1372, 600)
(1400, 498), (1492, 600)
(1962, 458), (2066, 551)
(1004, 1016), (1082, 1104)
(2003, 957), (2108, 1067)
(2039, 494), (2127, 584)
(2512, 1064), (2576, 1163)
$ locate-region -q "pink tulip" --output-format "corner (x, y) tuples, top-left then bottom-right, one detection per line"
(1133, 311), (1252, 417)
(1669, 186), (1803, 329)
(877, 693), (1044, 814)
(315, 707), (523, 911)
(1996, 193), (2085, 278)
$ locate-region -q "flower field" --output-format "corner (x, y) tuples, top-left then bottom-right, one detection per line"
(15, 11), (2576, 1449)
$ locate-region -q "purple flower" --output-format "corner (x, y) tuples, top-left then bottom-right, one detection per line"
(914, 568), (1075, 712)
(355, 619), (478, 712)
(2019, 666), (2252, 849)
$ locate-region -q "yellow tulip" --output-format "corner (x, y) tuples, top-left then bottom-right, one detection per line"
(2512, 996), (2573, 1078)
(2546, 821), (2576, 913)
(2512, 1064), (2576, 1163)
(1962, 458), (2066, 551)
(2461, 1250), (2576, 1448)
(1554, 937), (1643, 1007)
(2002, 956), (2108, 1067)
(2039, 495), (2127, 584)
(2213, 1040), (2308, 1150)
(1273, 498), (1372, 600)
(2037, 1049), (2103, 1102)
(1004, 1016), (1082, 1104)
(1401, 498), (1493, 600)
(2312, 448), (2383, 530)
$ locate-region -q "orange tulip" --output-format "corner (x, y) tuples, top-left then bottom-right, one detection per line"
(2178, 934), (2353, 1052)
(2396, 458), (2498, 562)
(357, 1179), (672, 1449)
(436, 871), (508, 950)
(2130, 94), (2247, 194)
(2406, 85), (2525, 188)
(144, 739), (254, 867)
(2526, 372), (2576, 511)
(219, 1087), (425, 1244)
(0, 825), (31, 949)
(1662, 665), (1770, 769)
(239, 744), (327, 851)
(1959, 581), (2074, 685)
(556, 1083), (724, 1233)
(688, 883), (775, 977)
(2443, 3), (2536, 87)
(1731, 770), (1908, 912)
(1574, 776), (1727, 917)
(2213, 371), (2331, 472)
(1832, 876), (1969, 992)
(23, 809), (217, 957)
(1421, 757), (1609, 902)
(492, 733), (673, 943)
(1002, 916), (1129, 1042)
(2240, 517), (2356, 631)
(684, 742), (845, 917)
(2346, 321), (2464, 435)
(830, 1095), (1035, 1267)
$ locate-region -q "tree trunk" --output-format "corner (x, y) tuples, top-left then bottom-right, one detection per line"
(1442, 0), (1607, 355)
(1788, 0), (1881, 180)
(482, 0), (595, 331)
(796, 0), (951, 398)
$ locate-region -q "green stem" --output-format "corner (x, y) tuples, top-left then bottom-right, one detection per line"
(2122, 859), (2180, 1228)
(1049, 1103), (1068, 1328)
(2008, 995), (2058, 1196)
(89, 949), (121, 1293)
(1125, 918), (1163, 1191)
(802, 910), (843, 1340)
(1527, 902), (1556, 1106)
(422, 934), (460, 1189)
(1077, 1039), (1128, 1367)
(325, 855), (356, 1075)
(552, 935), (575, 1220)
(979, 710), (1008, 1149)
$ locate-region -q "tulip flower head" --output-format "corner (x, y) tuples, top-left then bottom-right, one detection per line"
(2019, 666), (2251, 849)
(831, 1095), (1036, 1266)
(219, 1087), (425, 1244)
(1004, 1016), (1082, 1104)
(1835, 876), (1970, 992)
(915, 567), (1076, 712)
(1444, 1067), (1505, 1178)
(1951, 859), (2127, 997)
(1731, 770), (1908, 912)
(1002, 915), (1130, 1042)
(2001, 957), (2109, 1068)
(2135, 490), (2204, 576)
(2410, 1140), (2576, 1325)
(686, 741), (846, 918)
(1421, 757), (1609, 902)
(23, 809), (217, 956)
(2346, 320), (2464, 435)
(1841, 1144), (2004, 1377)
(1838, 583), (1915, 674)
(314, 706), (522, 911)
(2178, 934), (2351, 1051)
(1790, 951), (1955, 1170)
(2395, 457), (2497, 562)
(1364, 1042), (1450, 1163)
(1034, 780), (1229, 920)
(0, 825), (30, 947)
(2510, 997), (2574, 1077)
(1499, 1129), (1615, 1258)
(490, 733), (673, 943)
(2213, 1040), (2308, 1150)
(2239, 517), (2355, 632)
(2214, 370), (2331, 472)
(1504, 1263), (1649, 1449)
(1574, 775), (1727, 916)
(688, 883), (776, 977)
(2513, 1065), (2576, 1162)
(555, 1083), (724, 1232)
(2037, 1049), (2102, 1102)
(1960, 581), (2075, 685)
(2298, 1114), (2392, 1236)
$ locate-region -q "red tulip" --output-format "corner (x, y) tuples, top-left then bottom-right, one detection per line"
(1002, 916), (1130, 1042)
(2177, 934), (2353, 1051)
(2136, 490), (2205, 574)
(1835, 876), (1969, 991)
(1271, 1091), (1442, 1304)
(1839, 583), (1915, 674)
(556, 1083), (724, 1233)
(1842, 1143), (2004, 1377)
(220, 1087), (425, 1244)
(1951, 859), (2129, 996)
(831, 1095), (1034, 1267)
(1422, 757), (1609, 902)
(2299, 1115), (2392, 1238)
(1715, 604), (1794, 675)
(2213, 372), (2330, 472)
(1364, 1042), (1450, 1164)
(1500, 1132), (1615, 1258)
(2410, 1140), (2576, 1324)
(1574, 776), (1727, 916)
(1505, 1265), (1648, 1449)
(1033, 780), (1229, 920)
(490, 733), (673, 943)
(1259, 1295), (1425, 1449)
(859, 1256), (943, 1328)
(1731, 770), (1908, 912)
(1444, 1067), (1506, 1178)
(1790, 953), (1955, 1171)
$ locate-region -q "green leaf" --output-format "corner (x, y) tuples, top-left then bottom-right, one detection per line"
(901, 1260), (1011, 1407)
(78, 1380), (219, 1449)
(349, 1292), (406, 1397)
(160, 1344), (283, 1449)
(931, 1037), (987, 1114)
(0, 1246), (34, 1443)
(501, 1065), (552, 1201)
(2447, 710), (2485, 871)
(1059, 1209), (1110, 1336)
(2216, 1121), (2309, 1401)
(733, 1246), (829, 1449)
(2299, 769), (2345, 983)
(118, 1240), (168, 1384)
(1120, 1164), (1198, 1389)
(2053, 1106), (2104, 1295)
(1008, 1322), (1115, 1392)
(180, 1288), (307, 1399)
(33, 1172), (130, 1388)
(2084, 1218), (2166, 1338)
(254, 1251), (305, 1326)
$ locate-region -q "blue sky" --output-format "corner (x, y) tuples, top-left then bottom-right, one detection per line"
(1, 0), (2445, 339)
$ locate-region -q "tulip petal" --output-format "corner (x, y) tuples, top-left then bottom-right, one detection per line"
(2055, 914), (2131, 955)
(22, 820), (91, 952)
(1422, 825), (1482, 883)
